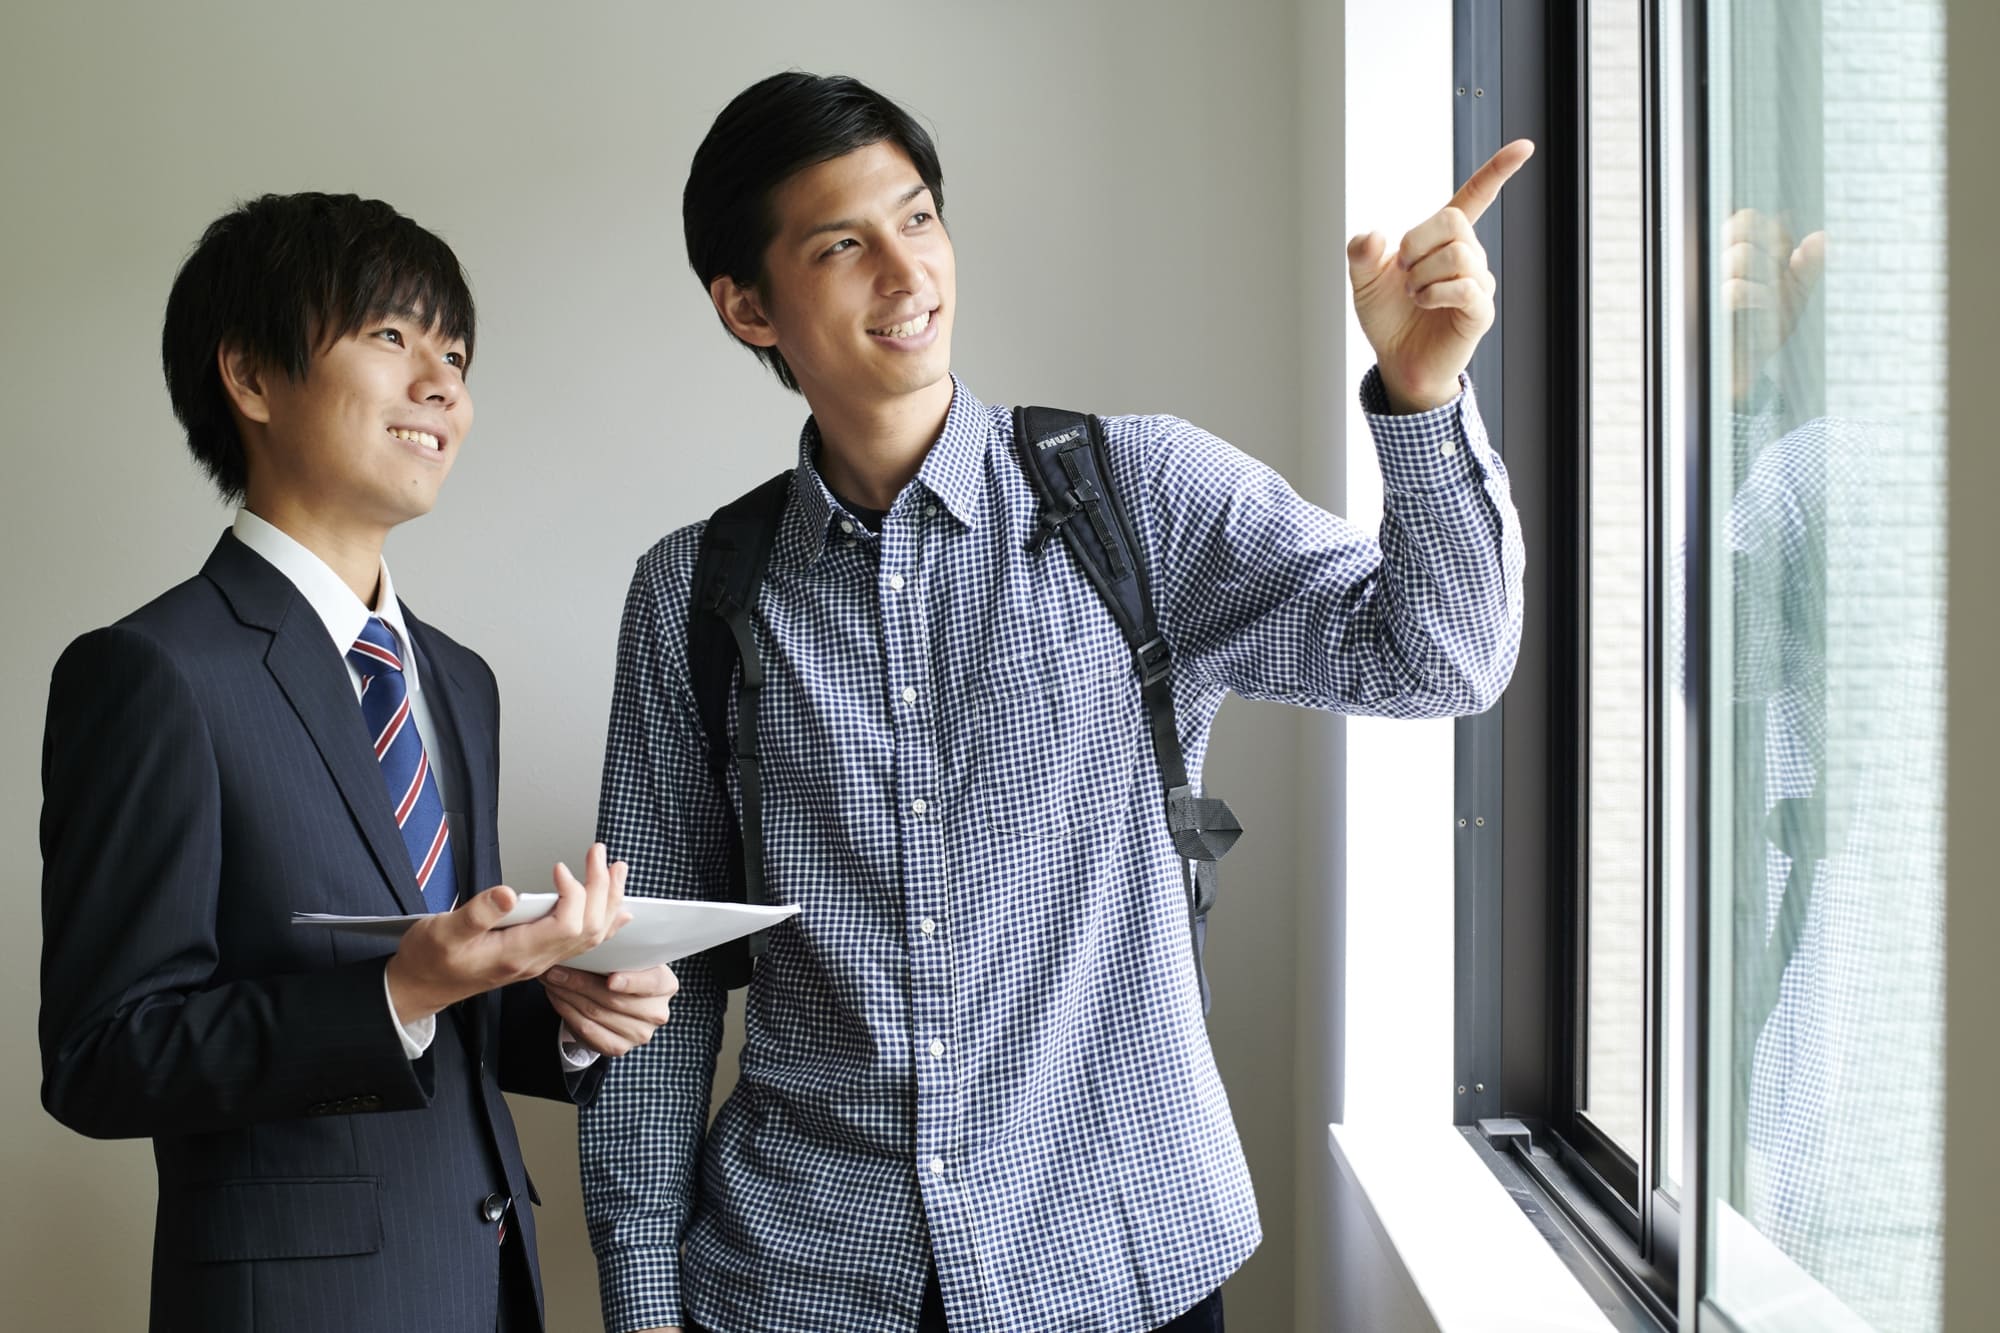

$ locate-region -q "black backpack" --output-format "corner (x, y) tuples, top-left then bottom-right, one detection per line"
(686, 408), (1242, 1009)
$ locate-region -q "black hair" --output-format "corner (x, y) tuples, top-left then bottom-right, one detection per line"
(683, 72), (945, 392)
(161, 192), (476, 502)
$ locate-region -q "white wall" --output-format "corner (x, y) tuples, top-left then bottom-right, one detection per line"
(1339, 0), (1457, 1133)
(1294, 1), (1351, 1326)
(0, 2), (1320, 1328)
(1321, 4), (1459, 1329)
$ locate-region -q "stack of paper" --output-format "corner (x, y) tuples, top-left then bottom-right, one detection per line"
(294, 895), (800, 974)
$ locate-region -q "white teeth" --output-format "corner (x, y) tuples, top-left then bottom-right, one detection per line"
(871, 309), (932, 338)
(390, 429), (441, 450)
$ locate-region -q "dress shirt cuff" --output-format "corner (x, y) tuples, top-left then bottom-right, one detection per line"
(1359, 365), (1493, 493)
(383, 967), (436, 1059)
(559, 1021), (604, 1070)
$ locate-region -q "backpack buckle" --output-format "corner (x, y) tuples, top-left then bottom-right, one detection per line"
(1134, 636), (1173, 686)
(1026, 505), (1072, 553)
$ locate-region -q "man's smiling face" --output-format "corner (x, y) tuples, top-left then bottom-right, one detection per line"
(245, 314), (473, 536)
(727, 139), (956, 416)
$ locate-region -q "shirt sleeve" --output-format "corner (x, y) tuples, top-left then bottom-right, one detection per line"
(384, 967), (436, 1059)
(579, 543), (732, 1333)
(559, 1022), (603, 1070)
(1120, 366), (1525, 718)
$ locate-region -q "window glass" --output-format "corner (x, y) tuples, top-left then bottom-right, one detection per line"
(1701, 1), (1947, 1327)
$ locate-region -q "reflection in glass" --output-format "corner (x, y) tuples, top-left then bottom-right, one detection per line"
(1702, 1), (1946, 1328)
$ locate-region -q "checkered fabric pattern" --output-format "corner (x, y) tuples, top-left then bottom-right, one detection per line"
(1722, 409), (1946, 1314)
(583, 372), (1524, 1333)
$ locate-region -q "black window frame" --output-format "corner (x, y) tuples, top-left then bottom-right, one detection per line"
(1453, 1), (1708, 1328)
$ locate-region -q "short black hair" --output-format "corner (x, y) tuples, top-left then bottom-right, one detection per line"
(684, 72), (945, 392)
(161, 192), (476, 503)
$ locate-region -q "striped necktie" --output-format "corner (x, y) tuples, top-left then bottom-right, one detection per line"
(348, 616), (457, 913)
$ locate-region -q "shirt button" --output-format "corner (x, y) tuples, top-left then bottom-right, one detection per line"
(929, 1039), (945, 1058)
(840, 519), (856, 534)
(912, 798), (928, 815)
(889, 573), (906, 591)
(1439, 440), (1459, 457)
(920, 918), (937, 937)
(925, 504), (939, 517)
(901, 686), (917, 704)
(930, 1156), (946, 1176)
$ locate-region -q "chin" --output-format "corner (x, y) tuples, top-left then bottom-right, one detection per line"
(384, 490), (443, 526)
(898, 356), (953, 397)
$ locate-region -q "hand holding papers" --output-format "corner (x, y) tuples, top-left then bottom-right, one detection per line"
(296, 895), (799, 975)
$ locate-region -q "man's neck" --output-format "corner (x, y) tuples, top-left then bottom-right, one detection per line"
(242, 501), (387, 608)
(806, 377), (955, 512)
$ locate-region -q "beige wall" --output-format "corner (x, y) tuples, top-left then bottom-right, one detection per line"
(0, 2), (1316, 1329)
(1944, 2), (1999, 1328)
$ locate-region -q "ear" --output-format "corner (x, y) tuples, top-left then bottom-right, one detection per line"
(709, 275), (780, 349)
(216, 340), (275, 427)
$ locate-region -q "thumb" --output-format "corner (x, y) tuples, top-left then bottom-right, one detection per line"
(1791, 230), (1827, 294)
(452, 883), (517, 934)
(1347, 231), (1393, 291)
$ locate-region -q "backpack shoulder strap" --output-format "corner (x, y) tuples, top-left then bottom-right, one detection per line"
(687, 469), (792, 989)
(1011, 409), (1242, 1011)
(1012, 408), (1170, 691)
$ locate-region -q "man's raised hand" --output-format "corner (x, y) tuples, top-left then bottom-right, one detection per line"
(1721, 208), (1825, 403)
(1348, 139), (1535, 413)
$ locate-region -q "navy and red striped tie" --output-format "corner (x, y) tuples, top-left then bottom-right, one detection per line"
(349, 617), (457, 913)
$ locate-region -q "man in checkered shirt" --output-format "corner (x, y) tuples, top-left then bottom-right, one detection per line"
(582, 72), (1529, 1333)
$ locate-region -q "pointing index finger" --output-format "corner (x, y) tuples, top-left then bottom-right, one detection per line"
(1448, 139), (1536, 225)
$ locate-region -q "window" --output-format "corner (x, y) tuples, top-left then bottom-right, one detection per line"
(1468, 2), (1948, 1329)
(1693, 0), (1948, 1328)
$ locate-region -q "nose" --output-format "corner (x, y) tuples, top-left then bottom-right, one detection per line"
(409, 348), (464, 408)
(876, 233), (927, 296)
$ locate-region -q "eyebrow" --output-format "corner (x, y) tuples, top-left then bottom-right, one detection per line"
(802, 183), (932, 240)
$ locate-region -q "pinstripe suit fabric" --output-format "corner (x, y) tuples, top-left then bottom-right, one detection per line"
(38, 531), (601, 1332)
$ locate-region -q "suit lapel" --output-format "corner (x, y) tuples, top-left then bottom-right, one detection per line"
(403, 609), (500, 1053)
(204, 533), (427, 916)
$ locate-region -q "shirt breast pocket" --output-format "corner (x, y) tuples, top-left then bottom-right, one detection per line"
(974, 636), (1141, 839)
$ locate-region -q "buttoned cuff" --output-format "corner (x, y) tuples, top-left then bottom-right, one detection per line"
(560, 1021), (604, 1070)
(383, 966), (436, 1059)
(1360, 366), (1493, 493)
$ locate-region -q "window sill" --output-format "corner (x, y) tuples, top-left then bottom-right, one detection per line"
(1328, 1121), (1628, 1332)
(1707, 1203), (1876, 1332)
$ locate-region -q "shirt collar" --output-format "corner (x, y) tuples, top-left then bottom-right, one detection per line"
(915, 376), (992, 527)
(232, 509), (422, 691)
(788, 376), (992, 566)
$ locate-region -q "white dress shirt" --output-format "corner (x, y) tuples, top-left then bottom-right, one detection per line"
(232, 511), (597, 1068)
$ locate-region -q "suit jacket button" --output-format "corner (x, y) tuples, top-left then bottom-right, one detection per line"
(480, 1192), (508, 1224)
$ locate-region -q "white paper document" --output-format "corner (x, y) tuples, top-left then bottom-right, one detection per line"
(293, 895), (799, 974)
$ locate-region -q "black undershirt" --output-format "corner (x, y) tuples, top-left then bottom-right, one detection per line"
(831, 491), (889, 534)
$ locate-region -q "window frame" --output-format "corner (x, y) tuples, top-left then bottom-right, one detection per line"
(1458, 1), (1697, 1327)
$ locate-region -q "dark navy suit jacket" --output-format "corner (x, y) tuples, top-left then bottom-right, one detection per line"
(39, 531), (602, 1332)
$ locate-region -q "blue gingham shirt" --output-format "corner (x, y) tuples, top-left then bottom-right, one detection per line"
(584, 371), (1524, 1333)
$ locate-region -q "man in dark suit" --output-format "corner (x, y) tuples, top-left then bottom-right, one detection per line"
(38, 192), (676, 1332)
